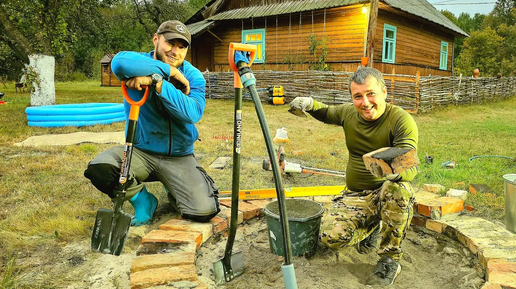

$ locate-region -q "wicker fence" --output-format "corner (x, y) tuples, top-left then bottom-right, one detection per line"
(202, 70), (516, 114)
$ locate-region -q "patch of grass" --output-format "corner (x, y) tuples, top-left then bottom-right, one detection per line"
(1, 256), (19, 289)
(0, 80), (515, 287)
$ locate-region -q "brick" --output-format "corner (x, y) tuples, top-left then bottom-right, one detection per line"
(423, 184), (446, 194)
(486, 270), (516, 288)
(465, 205), (475, 211)
(220, 200), (263, 220)
(362, 147), (419, 175)
(136, 241), (196, 256)
(130, 265), (197, 289)
(218, 206), (243, 224)
(411, 215), (426, 227)
(446, 189), (468, 201)
(142, 230), (202, 250)
(159, 219), (213, 243)
(210, 216), (228, 234)
(480, 282), (503, 289)
(131, 251), (195, 273)
(417, 197), (464, 218)
(426, 219), (446, 233)
(247, 199), (271, 211)
(470, 183), (494, 195)
(413, 191), (441, 213)
(487, 259), (516, 274)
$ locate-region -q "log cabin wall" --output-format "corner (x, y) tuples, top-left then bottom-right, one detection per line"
(373, 9), (455, 76)
(207, 5), (367, 72)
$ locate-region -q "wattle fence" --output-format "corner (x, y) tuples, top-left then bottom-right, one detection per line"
(202, 70), (516, 113)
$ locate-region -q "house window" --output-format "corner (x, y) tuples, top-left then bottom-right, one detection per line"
(242, 29), (265, 63)
(382, 24), (397, 63)
(440, 41), (449, 70)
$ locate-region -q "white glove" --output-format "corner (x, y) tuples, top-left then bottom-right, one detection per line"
(289, 97), (314, 112)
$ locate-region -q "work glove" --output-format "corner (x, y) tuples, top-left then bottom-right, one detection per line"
(235, 51), (251, 67)
(289, 97), (314, 112)
(369, 163), (400, 181)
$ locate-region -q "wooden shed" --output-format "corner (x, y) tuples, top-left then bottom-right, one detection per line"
(185, 0), (468, 76)
(100, 54), (121, 87)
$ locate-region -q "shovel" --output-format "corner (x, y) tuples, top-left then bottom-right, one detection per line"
(91, 81), (149, 256)
(213, 43), (257, 284)
(214, 43), (298, 289)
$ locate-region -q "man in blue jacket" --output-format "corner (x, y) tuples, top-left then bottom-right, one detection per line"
(84, 20), (220, 226)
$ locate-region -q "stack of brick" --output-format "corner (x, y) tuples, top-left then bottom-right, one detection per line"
(129, 199), (269, 289)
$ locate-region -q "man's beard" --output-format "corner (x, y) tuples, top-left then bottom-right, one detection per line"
(155, 42), (181, 68)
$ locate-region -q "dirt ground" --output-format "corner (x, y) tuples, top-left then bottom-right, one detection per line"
(13, 208), (485, 289)
(196, 218), (485, 289)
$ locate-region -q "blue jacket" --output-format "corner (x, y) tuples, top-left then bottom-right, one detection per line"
(111, 51), (206, 156)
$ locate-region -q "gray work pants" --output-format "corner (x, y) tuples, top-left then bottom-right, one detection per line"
(84, 146), (220, 221)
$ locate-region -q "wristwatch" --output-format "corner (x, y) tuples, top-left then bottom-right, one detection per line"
(150, 74), (163, 86)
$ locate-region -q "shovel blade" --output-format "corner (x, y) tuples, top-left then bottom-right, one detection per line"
(213, 251), (245, 285)
(91, 208), (132, 256)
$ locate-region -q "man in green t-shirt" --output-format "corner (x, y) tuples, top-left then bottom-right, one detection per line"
(290, 67), (418, 286)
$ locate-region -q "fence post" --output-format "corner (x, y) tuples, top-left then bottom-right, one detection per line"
(415, 70), (420, 114)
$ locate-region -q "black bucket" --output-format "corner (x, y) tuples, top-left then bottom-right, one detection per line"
(264, 199), (324, 258)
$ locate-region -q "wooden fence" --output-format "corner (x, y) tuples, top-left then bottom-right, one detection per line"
(202, 70), (516, 113)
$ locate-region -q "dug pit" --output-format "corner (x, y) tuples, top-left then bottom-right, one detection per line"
(195, 216), (485, 289)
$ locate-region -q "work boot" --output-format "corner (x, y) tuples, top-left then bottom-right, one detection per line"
(365, 256), (401, 286)
(357, 222), (381, 254)
(129, 186), (158, 226)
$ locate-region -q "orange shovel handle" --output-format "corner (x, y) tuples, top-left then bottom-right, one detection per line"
(121, 80), (150, 120)
(228, 43), (257, 88)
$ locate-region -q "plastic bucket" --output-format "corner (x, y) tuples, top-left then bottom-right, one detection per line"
(264, 199), (324, 257)
(503, 174), (516, 233)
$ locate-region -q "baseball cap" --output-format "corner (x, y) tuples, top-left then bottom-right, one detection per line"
(156, 20), (191, 46)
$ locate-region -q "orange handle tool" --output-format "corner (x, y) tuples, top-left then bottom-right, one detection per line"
(121, 80), (150, 121)
(228, 43), (257, 88)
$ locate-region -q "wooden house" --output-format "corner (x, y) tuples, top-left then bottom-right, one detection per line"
(185, 0), (468, 76)
(100, 54), (121, 87)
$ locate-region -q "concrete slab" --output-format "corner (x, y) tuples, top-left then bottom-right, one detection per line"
(14, 131), (124, 147)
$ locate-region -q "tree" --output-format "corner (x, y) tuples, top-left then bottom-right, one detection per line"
(483, 0), (516, 28)
(0, 0), (84, 105)
(441, 10), (486, 65)
(455, 27), (504, 77)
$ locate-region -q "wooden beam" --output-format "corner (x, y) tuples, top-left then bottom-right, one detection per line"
(365, 0), (379, 67)
(207, 29), (223, 43)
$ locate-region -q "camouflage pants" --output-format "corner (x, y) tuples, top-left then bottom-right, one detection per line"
(320, 181), (415, 260)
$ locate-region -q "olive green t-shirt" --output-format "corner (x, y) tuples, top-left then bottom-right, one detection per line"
(309, 102), (418, 191)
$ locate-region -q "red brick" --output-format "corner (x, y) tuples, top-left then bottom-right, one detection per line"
(487, 259), (516, 274)
(247, 199), (271, 211)
(426, 219), (445, 233)
(362, 147), (419, 175)
(481, 282), (503, 289)
(218, 206), (243, 224)
(417, 197), (464, 218)
(220, 200), (263, 220)
(142, 230), (202, 250)
(210, 216), (228, 234)
(159, 219), (213, 243)
(131, 251), (195, 273)
(130, 265), (197, 289)
(486, 270), (516, 288)
(413, 191), (441, 213)
(411, 215), (426, 227)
